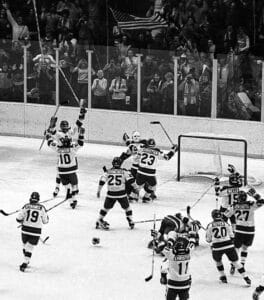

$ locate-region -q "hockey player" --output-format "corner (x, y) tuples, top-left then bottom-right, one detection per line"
(96, 157), (137, 230)
(47, 100), (87, 197)
(225, 188), (264, 272)
(216, 165), (243, 231)
(149, 213), (198, 254)
(136, 138), (178, 203)
(46, 126), (85, 209)
(206, 209), (251, 285)
(160, 234), (195, 300)
(253, 275), (264, 300)
(120, 131), (149, 202)
(16, 192), (49, 272)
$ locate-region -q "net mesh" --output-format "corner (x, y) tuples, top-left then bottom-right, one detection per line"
(179, 132), (262, 186)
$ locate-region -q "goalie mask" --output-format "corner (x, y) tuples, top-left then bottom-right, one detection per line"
(30, 192), (40, 203)
(132, 131), (140, 143)
(112, 157), (122, 168)
(229, 173), (242, 187)
(172, 236), (189, 255)
(60, 120), (70, 133)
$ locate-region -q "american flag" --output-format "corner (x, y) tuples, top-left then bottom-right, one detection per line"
(110, 8), (167, 31)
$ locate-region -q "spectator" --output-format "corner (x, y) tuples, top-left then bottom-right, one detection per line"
(217, 55), (230, 116)
(109, 68), (127, 110)
(57, 9), (74, 42)
(2, 2), (29, 42)
(126, 72), (137, 111)
(0, 62), (12, 100)
(146, 72), (163, 113)
(0, 8), (11, 40)
(118, 35), (132, 60)
(0, 47), (9, 66)
(121, 49), (138, 81)
(161, 71), (174, 114)
(235, 27), (250, 54)
(40, 6), (59, 40)
(103, 58), (118, 84)
(141, 55), (157, 98)
(179, 73), (200, 116)
(72, 58), (90, 101)
(92, 70), (108, 109)
(223, 25), (237, 54)
(12, 63), (24, 101)
(33, 45), (56, 72)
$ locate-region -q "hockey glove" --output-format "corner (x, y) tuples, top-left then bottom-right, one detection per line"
(123, 132), (129, 142)
(227, 164), (236, 174)
(160, 273), (167, 285)
(171, 144), (178, 152)
(151, 229), (158, 239)
(49, 116), (57, 129)
(96, 190), (100, 198)
(247, 187), (256, 197)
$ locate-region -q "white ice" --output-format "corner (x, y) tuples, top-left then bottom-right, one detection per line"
(0, 136), (264, 300)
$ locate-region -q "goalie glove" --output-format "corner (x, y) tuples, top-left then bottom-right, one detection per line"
(171, 144), (178, 152)
(151, 229), (158, 239)
(214, 177), (220, 195)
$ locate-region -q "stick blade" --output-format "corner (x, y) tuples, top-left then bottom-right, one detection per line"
(150, 121), (160, 124)
(145, 275), (153, 282)
(42, 236), (50, 243)
(0, 209), (9, 216)
(186, 206), (191, 216)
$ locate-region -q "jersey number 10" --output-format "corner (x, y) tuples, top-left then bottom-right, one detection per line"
(59, 153), (71, 165)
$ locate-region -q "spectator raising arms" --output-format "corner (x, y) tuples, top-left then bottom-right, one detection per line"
(109, 68), (127, 110)
(92, 70), (107, 109)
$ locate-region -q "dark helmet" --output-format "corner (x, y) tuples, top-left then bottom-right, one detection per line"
(172, 236), (189, 255)
(60, 120), (70, 133)
(60, 136), (72, 148)
(229, 173), (242, 187)
(30, 192), (40, 203)
(147, 138), (156, 148)
(211, 209), (222, 220)
(237, 190), (247, 203)
(112, 157), (122, 168)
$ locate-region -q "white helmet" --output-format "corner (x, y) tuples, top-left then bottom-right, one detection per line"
(132, 131), (140, 143)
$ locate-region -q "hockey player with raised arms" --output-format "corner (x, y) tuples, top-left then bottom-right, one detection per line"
(46, 124), (85, 209)
(160, 234), (196, 300)
(225, 188), (264, 273)
(47, 99), (87, 197)
(206, 209), (251, 285)
(96, 157), (137, 230)
(16, 192), (49, 272)
(135, 138), (178, 203)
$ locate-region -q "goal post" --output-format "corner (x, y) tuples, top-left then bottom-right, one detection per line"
(177, 133), (248, 185)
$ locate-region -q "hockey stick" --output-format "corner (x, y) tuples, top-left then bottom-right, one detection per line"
(150, 121), (174, 146)
(47, 196), (70, 212)
(134, 218), (162, 224)
(189, 182), (215, 209)
(39, 105), (60, 151)
(41, 236), (50, 244)
(0, 196), (57, 216)
(186, 206), (206, 231)
(145, 214), (156, 282)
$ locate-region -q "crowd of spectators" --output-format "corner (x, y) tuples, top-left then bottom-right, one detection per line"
(0, 0), (263, 121)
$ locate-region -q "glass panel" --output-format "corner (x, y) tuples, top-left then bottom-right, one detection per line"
(177, 52), (212, 117)
(26, 41), (56, 105)
(0, 39), (24, 102)
(217, 52), (261, 121)
(141, 49), (174, 115)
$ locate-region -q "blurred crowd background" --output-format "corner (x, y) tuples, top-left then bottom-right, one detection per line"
(0, 0), (263, 121)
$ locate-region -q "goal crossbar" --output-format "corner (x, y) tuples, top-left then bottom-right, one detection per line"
(177, 133), (248, 185)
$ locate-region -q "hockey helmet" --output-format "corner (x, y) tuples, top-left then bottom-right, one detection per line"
(112, 157), (122, 168)
(229, 173), (242, 187)
(30, 192), (40, 203)
(237, 190), (247, 203)
(211, 209), (222, 220)
(172, 236), (189, 255)
(60, 120), (70, 133)
(132, 131), (141, 143)
(147, 138), (156, 148)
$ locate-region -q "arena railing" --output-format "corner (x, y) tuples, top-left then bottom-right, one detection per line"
(1, 41), (264, 123)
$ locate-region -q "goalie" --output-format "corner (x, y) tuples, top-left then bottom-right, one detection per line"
(46, 99), (87, 197)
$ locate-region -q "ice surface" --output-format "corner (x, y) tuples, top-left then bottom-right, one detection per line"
(0, 136), (264, 300)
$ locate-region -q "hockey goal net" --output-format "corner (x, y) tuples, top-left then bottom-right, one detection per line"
(177, 132), (261, 186)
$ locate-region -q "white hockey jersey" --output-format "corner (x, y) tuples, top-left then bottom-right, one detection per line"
(17, 203), (49, 236)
